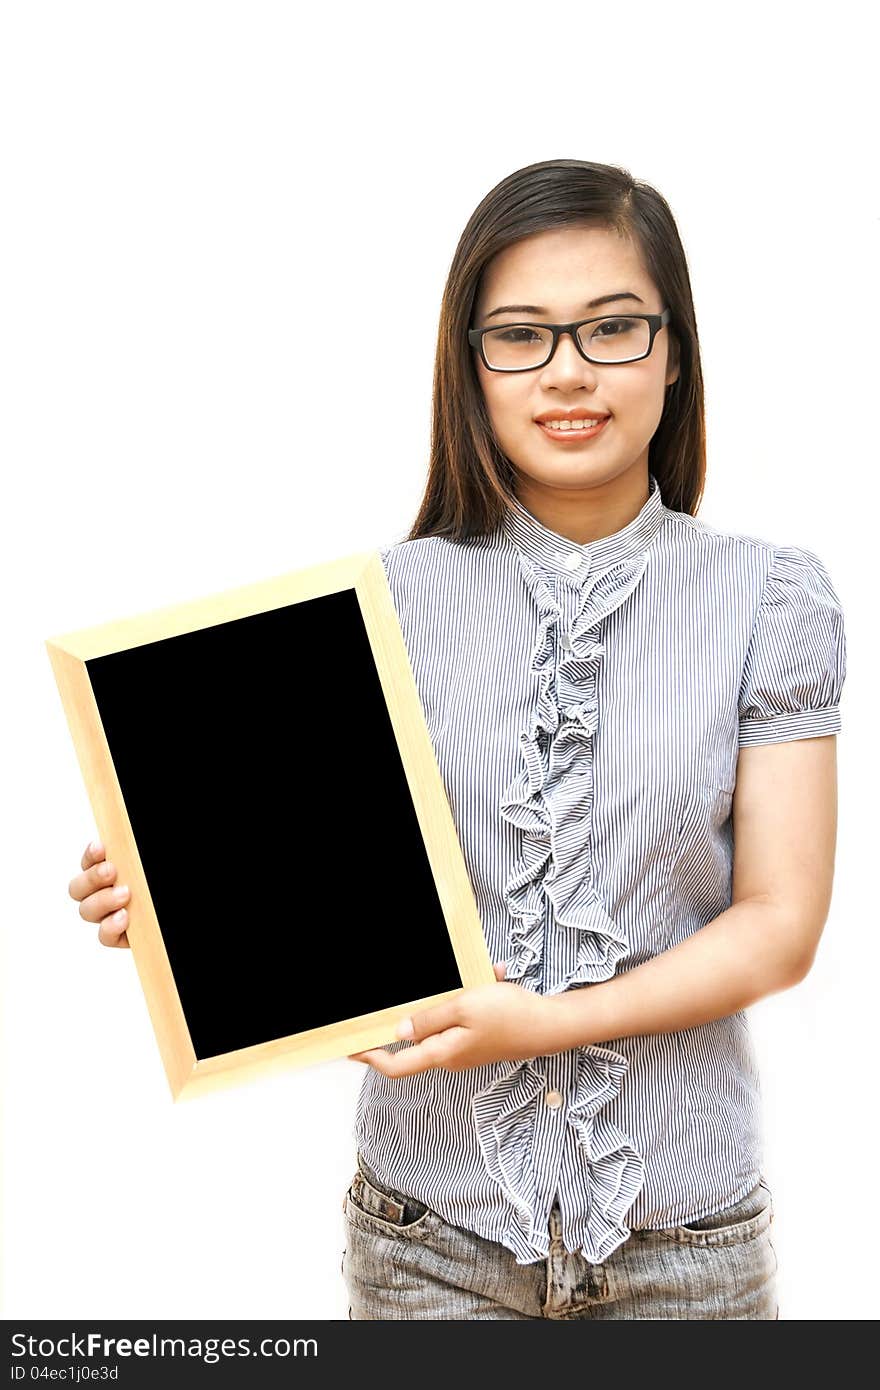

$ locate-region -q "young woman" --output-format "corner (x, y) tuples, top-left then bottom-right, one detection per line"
(69, 159), (846, 1320)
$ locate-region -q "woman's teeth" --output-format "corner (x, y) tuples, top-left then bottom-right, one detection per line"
(541, 417), (606, 431)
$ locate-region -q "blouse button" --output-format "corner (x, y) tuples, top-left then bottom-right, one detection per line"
(561, 551), (582, 571)
(560, 631), (572, 651)
(544, 1089), (564, 1110)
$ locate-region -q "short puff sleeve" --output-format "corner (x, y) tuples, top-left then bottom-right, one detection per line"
(738, 544), (847, 747)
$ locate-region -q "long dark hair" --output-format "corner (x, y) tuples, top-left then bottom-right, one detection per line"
(407, 158), (706, 541)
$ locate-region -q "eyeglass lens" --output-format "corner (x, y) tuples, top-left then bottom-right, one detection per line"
(481, 316), (651, 369)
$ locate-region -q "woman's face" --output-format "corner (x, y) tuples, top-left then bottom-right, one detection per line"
(471, 224), (679, 503)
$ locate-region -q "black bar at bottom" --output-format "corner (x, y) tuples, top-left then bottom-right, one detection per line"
(2, 1316), (679, 1384)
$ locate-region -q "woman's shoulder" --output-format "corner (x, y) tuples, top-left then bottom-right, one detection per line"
(376, 534), (493, 626)
(661, 503), (777, 560)
(659, 510), (846, 667)
(659, 503), (838, 590)
(379, 531), (497, 581)
(379, 532), (452, 566)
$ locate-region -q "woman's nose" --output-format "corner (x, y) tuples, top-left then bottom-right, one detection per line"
(539, 331), (600, 387)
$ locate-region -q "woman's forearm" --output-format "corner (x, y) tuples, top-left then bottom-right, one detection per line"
(545, 897), (808, 1051)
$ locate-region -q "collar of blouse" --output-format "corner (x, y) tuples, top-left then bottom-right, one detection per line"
(501, 471), (666, 584)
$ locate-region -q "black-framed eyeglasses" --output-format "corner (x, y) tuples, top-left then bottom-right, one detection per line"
(468, 307), (671, 371)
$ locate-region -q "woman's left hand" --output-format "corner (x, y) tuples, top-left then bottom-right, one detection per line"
(347, 963), (563, 1076)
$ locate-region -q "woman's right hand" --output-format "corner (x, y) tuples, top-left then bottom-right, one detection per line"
(68, 840), (131, 948)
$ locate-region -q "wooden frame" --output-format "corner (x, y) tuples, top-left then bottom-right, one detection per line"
(46, 551), (496, 1102)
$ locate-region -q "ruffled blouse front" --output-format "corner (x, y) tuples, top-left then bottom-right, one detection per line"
(497, 548), (648, 994)
(471, 477), (666, 1261)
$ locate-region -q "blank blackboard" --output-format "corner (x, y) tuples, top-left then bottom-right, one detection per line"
(47, 551), (495, 1100)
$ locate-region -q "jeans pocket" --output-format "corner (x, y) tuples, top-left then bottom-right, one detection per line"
(343, 1154), (440, 1242)
(657, 1178), (774, 1247)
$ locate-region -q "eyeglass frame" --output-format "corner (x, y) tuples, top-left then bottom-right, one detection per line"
(468, 306), (672, 371)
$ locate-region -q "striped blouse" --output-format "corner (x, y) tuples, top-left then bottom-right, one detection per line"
(353, 470), (847, 1266)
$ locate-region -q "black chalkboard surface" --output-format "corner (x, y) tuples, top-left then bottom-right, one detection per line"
(47, 552), (495, 1100)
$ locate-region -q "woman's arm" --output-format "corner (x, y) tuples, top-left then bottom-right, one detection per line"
(350, 737), (839, 1076)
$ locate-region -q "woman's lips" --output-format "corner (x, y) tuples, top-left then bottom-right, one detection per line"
(536, 416), (610, 442)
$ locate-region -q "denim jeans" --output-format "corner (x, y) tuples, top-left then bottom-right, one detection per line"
(342, 1151), (779, 1319)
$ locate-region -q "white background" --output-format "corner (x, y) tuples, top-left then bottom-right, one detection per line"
(2, 0), (876, 1322)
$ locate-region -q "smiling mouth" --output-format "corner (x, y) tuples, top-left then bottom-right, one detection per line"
(536, 416), (610, 440)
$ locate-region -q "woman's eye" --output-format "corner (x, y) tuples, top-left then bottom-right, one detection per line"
(498, 327), (542, 343)
(593, 317), (637, 337)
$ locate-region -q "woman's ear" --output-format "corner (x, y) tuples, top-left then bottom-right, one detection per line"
(665, 330), (681, 389)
